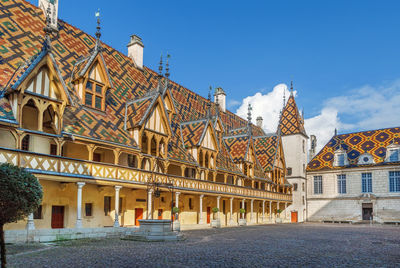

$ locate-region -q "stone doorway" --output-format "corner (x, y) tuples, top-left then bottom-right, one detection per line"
(362, 203), (373, 220)
(51, 206), (64, 229)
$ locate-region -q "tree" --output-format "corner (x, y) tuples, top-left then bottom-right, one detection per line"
(0, 163), (42, 268)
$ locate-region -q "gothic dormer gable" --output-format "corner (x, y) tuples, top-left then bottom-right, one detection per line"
(200, 122), (218, 151)
(71, 52), (112, 111)
(143, 96), (171, 137)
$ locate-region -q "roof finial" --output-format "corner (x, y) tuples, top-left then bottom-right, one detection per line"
(290, 81), (294, 96)
(95, 9), (101, 40)
(43, 2), (53, 47)
(334, 128), (338, 136)
(215, 93), (220, 117)
(158, 53), (163, 77)
(283, 86), (286, 108)
(207, 86), (212, 118)
(165, 53), (170, 79)
(247, 103), (253, 135)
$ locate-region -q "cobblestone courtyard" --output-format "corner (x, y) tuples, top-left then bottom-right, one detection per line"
(7, 223), (400, 267)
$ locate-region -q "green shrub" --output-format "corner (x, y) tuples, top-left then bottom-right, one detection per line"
(239, 208), (246, 214)
(212, 207), (219, 213)
(172, 207), (179, 214)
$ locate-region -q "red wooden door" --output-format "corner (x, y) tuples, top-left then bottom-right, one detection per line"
(135, 208), (143, 226)
(207, 207), (211, 224)
(51, 206), (64, 229)
(291, 211), (298, 223)
(158, 209), (163, 220)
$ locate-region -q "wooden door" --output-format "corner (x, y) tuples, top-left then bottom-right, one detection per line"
(207, 207), (211, 224)
(51, 206), (64, 229)
(158, 209), (163, 220)
(135, 208), (143, 226)
(291, 211), (298, 223)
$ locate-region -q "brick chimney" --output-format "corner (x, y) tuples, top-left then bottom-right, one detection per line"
(39, 0), (59, 30)
(256, 116), (263, 128)
(214, 87), (226, 112)
(127, 35), (144, 69)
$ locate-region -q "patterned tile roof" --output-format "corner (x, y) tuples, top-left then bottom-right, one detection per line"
(279, 94), (306, 136)
(216, 141), (242, 174)
(180, 120), (207, 147)
(125, 96), (155, 129)
(254, 135), (279, 172)
(224, 135), (250, 163)
(0, 97), (16, 122)
(307, 127), (400, 171)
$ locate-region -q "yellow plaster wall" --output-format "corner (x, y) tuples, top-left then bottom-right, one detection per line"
(63, 142), (89, 160)
(0, 129), (16, 149)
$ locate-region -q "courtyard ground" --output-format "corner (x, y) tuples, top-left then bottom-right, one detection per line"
(6, 223), (400, 267)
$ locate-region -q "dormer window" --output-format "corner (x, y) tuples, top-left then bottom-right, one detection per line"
(84, 80), (104, 110)
(334, 149), (348, 167)
(358, 153), (374, 165)
(389, 148), (399, 162)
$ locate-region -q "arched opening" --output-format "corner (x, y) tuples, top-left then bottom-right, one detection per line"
(141, 135), (148, 154)
(42, 105), (58, 134)
(227, 175), (233, 185)
(199, 150), (204, 167)
(93, 147), (114, 164)
(21, 135), (30, 151)
(150, 136), (157, 156)
(184, 168), (196, 178)
(210, 154), (214, 169)
(215, 173), (224, 183)
(141, 158), (151, 171)
(207, 172), (213, 181)
(22, 99), (39, 131)
(119, 153), (138, 168)
(204, 152), (209, 168)
(159, 139), (166, 158)
(200, 170), (205, 180)
(0, 129), (16, 149)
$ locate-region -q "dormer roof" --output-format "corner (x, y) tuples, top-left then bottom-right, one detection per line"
(279, 94), (306, 137)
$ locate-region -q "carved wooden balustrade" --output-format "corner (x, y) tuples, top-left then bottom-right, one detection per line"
(0, 147), (292, 202)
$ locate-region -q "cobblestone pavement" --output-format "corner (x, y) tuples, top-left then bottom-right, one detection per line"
(7, 223), (400, 268)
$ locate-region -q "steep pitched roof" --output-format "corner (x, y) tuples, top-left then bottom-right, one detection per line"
(254, 134), (279, 172)
(180, 119), (208, 147)
(307, 127), (400, 171)
(279, 94), (306, 136)
(224, 135), (251, 163)
(216, 141), (242, 174)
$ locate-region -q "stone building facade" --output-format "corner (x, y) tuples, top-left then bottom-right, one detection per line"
(0, 0), (293, 241)
(306, 127), (400, 223)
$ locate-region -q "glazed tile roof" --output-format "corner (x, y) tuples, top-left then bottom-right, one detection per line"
(180, 120), (208, 147)
(216, 141), (242, 174)
(279, 94), (306, 136)
(307, 127), (400, 171)
(0, 0), (281, 177)
(224, 135), (251, 163)
(254, 134), (279, 172)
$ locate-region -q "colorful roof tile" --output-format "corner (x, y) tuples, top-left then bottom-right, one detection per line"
(224, 135), (251, 163)
(279, 94), (306, 136)
(307, 127), (400, 171)
(180, 120), (207, 147)
(254, 135), (279, 172)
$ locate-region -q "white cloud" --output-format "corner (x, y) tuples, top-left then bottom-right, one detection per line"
(234, 79), (400, 153)
(235, 83), (294, 133)
(227, 99), (241, 109)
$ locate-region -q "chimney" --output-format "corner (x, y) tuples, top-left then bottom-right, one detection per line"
(256, 116), (263, 128)
(39, 0), (59, 30)
(214, 87), (226, 112)
(309, 135), (317, 160)
(127, 35), (144, 69)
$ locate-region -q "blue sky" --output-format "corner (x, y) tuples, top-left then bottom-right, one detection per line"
(30, 0), (400, 148)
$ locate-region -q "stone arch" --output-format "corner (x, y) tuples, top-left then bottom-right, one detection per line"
(141, 134), (148, 154)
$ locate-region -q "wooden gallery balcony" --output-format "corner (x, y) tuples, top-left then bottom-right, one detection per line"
(0, 147), (292, 202)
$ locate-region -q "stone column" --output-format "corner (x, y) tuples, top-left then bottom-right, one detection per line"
(241, 199), (245, 219)
(217, 196), (221, 219)
(262, 200), (266, 222)
(147, 188), (153, 220)
(76, 182), (85, 228)
(285, 202), (288, 222)
(175, 192), (181, 208)
(250, 199), (254, 223)
(26, 213), (35, 230)
(269, 201), (272, 222)
(114, 186), (122, 227)
(199, 194), (204, 224)
(229, 197), (236, 225)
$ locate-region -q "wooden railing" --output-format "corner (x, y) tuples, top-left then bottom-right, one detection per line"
(0, 147), (292, 202)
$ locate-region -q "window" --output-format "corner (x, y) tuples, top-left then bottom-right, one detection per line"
(314, 176), (323, 194)
(362, 173), (372, 193)
(50, 144), (57, 155)
(389, 149), (399, 162)
(127, 154), (137, 168)
(85, 203), (93, 217)
(287, 167), (292, 176)
(84, 79), (104, 110)
(302, 140), (305, 153)
(338, 154), (345, 166)
(302, 196), (305, 205)
(104, 196), (111, 216)
(302, 183), (305, 191)
(33, 205), (42, 219)
(293, 183), (298, 191)
(389, 171), (400, 192)
(337, 174), (346, 194)
(21, 135), (30, 151)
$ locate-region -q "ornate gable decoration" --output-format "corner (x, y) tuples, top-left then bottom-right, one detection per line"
(181, 119), (218, 151)
(279, 94), (306, 136)
(144, 98), (171, 136)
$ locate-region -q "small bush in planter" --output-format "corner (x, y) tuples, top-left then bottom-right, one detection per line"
(172, 207), (179, 220)
(239, 208), (246, 214)
(277, 209), (283, 214)
(212, 207), (219, 220)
